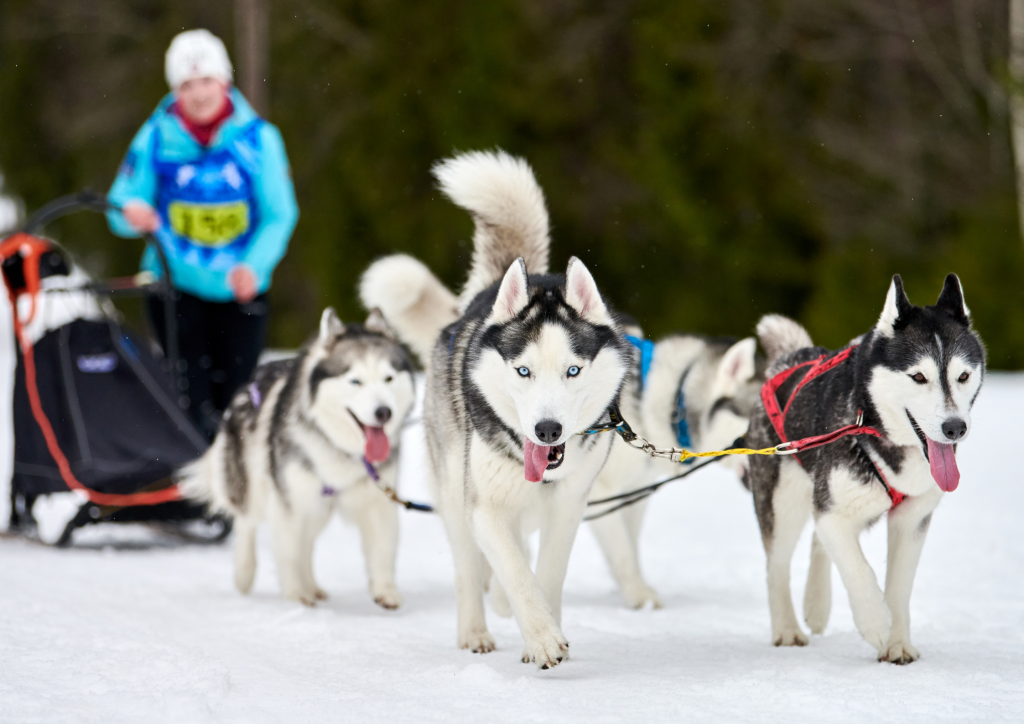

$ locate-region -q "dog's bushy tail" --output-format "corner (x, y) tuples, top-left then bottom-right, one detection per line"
(360, 254), (459, 365)
(175, 452), (216, 505)
(433, 150), (550, 310)
(756, 314), (813, 362)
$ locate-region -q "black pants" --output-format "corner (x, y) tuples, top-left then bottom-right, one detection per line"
(148, 291), (269, 439)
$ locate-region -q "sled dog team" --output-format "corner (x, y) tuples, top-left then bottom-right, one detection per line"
(184, 150), (986, 669)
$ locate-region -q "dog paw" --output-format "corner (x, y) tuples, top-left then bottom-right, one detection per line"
(879, 641), (920, 665)
(772, 628), (809, 647)
(521, 634), (570, 669)
(371, 584), (402, 610)
(623, 584), (663, 610)
(282, 587), (317, 607)
(852, 602), (892, 653)
(803, 587), (831, 635)
(459, 632), (497, 654)
(374, 593), (402, 610)
(804, 603), (830, 635)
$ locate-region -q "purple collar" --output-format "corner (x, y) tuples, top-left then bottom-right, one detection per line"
(248, 382), (262, 410)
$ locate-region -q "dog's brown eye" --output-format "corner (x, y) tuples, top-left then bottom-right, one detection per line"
(385, 375), (394, 383)
(910, 372), (927, 384)
(958, 371), (970, 383)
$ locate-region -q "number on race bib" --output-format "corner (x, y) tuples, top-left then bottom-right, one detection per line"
(168, 201), (250, 246)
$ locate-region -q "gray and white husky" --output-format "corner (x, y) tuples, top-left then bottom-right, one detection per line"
(360, 242), (764, 613)
(585, 330), (763, 609)
(182, 308), (415, 608)
(361, 150), (631, 668)
(746, 274), (985, 663)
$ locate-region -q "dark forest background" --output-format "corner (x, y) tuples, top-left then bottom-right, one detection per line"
(2, 0), (1023, 367)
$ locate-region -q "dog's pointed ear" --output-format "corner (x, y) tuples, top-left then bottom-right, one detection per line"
(934, 273), (971, 326)
(565, 257), (612, 325)
(717, 337), (758, 389)
(319, 307), (345, 343)
(487, 258), (530, 324)
(364, 307), (395, 338)
(876, 274), (913, 337)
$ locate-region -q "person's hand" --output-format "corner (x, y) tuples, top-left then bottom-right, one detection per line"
(123, 201), (161, 233)
(229, 264), (258, 304)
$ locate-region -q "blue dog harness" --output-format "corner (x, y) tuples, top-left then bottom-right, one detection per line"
(625, 335), (692, 451)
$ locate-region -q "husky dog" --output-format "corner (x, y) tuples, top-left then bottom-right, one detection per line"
(585, 330), (763, 609)
(746, 275), (984, 663)
(182, 308), (415, 608)
(361, 150), (631, 668)
(361, 255), (764, 613)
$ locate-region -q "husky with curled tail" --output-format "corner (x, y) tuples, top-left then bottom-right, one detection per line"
(361, 150), (631, 668)
(181, 308), (415, 608)
(746, 275), (985, 663)
(363, 268), (764, 612)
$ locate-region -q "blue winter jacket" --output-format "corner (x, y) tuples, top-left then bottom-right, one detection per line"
(107, 88), (298, 302)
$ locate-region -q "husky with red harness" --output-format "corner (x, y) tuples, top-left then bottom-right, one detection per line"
(746, 274), (985, 664)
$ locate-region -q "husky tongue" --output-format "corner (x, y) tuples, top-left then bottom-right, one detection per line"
(364, 426), (390, 463)
(927, 438), (959, 492)
(524, 439), (552, 483)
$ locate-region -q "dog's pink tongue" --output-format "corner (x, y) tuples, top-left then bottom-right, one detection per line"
(927, 438), (959, 492)
(524, 439), (551, 483)
(364, 426), (391, 463)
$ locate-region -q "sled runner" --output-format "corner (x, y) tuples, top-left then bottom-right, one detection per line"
(2, 191), (229, 545)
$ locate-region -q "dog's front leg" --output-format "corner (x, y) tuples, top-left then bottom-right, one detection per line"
(535, 490), (589, 626)
(269, 499), (314, 605)
(298, 505), (332, 603)
(233, 516), (258, 594)
(815, 512), (891, 654)
(473, 505), (568, 669)
(880, 490), (942, 664)
(343, 479), (402, 610)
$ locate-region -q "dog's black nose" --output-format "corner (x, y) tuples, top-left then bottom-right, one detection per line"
(535, 420), (562, 444)
(375, 406), (392, 425)
(941, 417), (967, 441)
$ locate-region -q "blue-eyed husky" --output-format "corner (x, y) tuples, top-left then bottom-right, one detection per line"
(182, 308), (416, 608)
(746, 275), (985, 663)
(361, 150), (631, 668)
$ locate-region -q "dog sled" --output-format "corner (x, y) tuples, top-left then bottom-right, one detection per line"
(1, 191), (230, 545)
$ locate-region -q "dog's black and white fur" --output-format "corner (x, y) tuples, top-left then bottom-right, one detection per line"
(746, 274), (985, 663)
(582, 330), (763, 609)
(182, 308), (415, 608)
(361, 150), (631, 668)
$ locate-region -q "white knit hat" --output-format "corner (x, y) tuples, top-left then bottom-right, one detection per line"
(165, 29), (233, 89)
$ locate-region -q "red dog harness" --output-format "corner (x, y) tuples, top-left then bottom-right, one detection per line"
(760, 346), (905, 508)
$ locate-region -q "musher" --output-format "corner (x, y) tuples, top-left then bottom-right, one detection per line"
(107, 29), (298, 438)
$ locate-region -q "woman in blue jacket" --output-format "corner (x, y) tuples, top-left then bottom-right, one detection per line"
(108, 29), (298, 437)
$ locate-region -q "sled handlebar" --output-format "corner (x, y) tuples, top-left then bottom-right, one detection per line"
(19, 190), (180, 377)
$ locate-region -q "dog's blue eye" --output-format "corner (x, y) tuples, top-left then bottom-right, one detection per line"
(567, 366), (580, 377)
(517, 366), (530, 378)
(350, 379), (362, 386)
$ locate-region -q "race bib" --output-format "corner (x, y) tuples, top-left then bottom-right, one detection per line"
(168, 201), (250, 247)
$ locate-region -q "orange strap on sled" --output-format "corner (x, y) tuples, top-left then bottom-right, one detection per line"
(1, 233), (182, 507)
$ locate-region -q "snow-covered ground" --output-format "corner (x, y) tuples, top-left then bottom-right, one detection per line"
(2, 374), (1023, 723)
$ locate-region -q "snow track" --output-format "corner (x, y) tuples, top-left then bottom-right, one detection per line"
(1, 375), (1023, 722)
